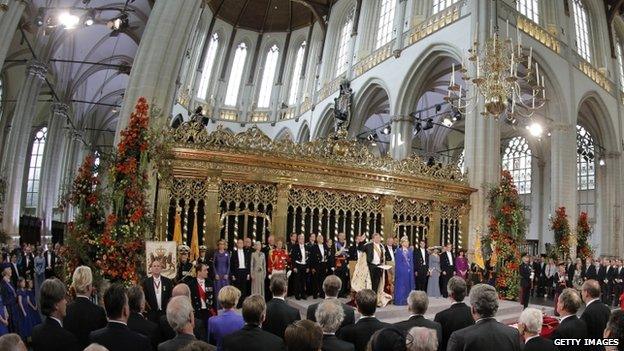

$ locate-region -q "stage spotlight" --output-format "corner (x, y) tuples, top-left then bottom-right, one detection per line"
(34, 7), (45, 27)
(84, 10), (95, 26)
(442, 116), (453, 127)
(599, 158), (605, 166)
(58, 12), (80, 29)
(527, 122), (543, 137)
(422, 118), (434, 131)
(108, 12), (129, 32)
(382, 125), (391, 135)
(452, 109), (462, 122)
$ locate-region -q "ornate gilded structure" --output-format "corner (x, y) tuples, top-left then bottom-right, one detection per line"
(157, 120), (475, 249)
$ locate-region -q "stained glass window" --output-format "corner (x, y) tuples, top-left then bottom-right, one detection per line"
(577, 125), (595, 191)
(336, 8), (354, 77)
(257, 45), (280, 108)
(288, 42), (306, 105)
(616, 39), (624, 91)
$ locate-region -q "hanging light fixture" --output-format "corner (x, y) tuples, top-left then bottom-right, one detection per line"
(445, 0), (546, 121)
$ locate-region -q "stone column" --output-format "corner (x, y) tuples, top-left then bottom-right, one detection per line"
(116, 0), (202, 141)
(393, 0), (408, 56)
(549, 125), (577, 254)
(37, 103), (68, 243)
(389, 115), (414, 160)
(2, 60), (48, 236)
(0, 0), (26, 70)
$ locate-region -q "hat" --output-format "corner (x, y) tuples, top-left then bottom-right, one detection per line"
(178, 245), (190, 254)
(199, 245), (207, 251)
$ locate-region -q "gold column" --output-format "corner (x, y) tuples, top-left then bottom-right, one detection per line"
(460, 204), (471, 251)
(381, 195), (394, 239)
(204, 177), (221, 250)
(429, 203), (441, 246)
(271, 183), (291, 242)
(155, 179), (171, 241)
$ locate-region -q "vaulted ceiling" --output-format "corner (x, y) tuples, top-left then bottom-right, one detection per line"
(206, 0), (332, 32)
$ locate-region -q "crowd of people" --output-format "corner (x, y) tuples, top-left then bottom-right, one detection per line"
(0, 234), (622, 350)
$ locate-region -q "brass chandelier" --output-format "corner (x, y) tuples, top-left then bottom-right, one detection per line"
(445, 3), (546, 121)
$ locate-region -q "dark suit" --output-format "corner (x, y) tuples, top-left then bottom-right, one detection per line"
(142, 276), (173, 323)
(158, 333), (215, 351)
(361, 242), (391, 293)
(414, 247), (429, 291)
(580, 299), (611, 341)
(222, 324), (286, 351)
(186, 277), (215, 325)
(440, 251), (455, 298)
(43, 250), (56, 278)
(230, 248), (251, 305)
(523, 336), (558, 351)
(64, 296), (108, 349)
(337, 317), (389, 351)
(128, 311), (160, 350)
(31, 317), (80, 351)
(394, 315), (442, 351)
(447, 317), (521, 351)
(549, 315), (588, 351)
(323, 334), (355, 351)
(306, 299), (355, 330)
(158, 314), (206, 342)
(21, 252), (34, 279)
(309, 243), (330, 298)
(9, 262), (20, 287)
(520, 262), (532, 308)
(263, 298), (300, 339)
(90, 321), (152, 351)
(290, 244), (309, 299)
(586, 265), (598, 281)
(434, 302), (475, 351)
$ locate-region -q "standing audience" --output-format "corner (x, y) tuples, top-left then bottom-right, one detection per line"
(127, 285), (159, 350)
(434, 276), (474, 351)
(284, 319), (323, 351)
(604, 310), (624, 351)
(550, 288), (588, 351)
(64, 266), (107, 349)
(158, 296), (213, 351)
(337, 289), (389, 351)
(221, 294), (285, 351)
(159, 283), (206, 342)
(394, 290), (442, 350)
(89, 283), (151, 351)
(306, 275), (355, 330)
(142, 259), (173, 323)
(581, 279), (612, 342)
(315, 300), (354, 351)
(406, 327), (438, 351)
(31, 278), (79, 351)
(446, 284), (521, 351)
(517, 308), (557, 351)
(207, 286), (244, 350)
(0, 333), (27, 351)
(262, 274), (300, 339)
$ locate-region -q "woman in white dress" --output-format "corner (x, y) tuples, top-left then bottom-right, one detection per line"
(350, 235), (371, 292)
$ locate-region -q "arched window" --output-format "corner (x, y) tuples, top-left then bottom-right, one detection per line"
(196, 33), (219, 100)
(25, 127), (47, 208)
(577, 124), (596, 220)
(572, 0), (591, 62)
(502, 136), (532, 195)
(288, 42), (306, 105)
(375, 0), (395, 49)
(257, 44), (280, 109)
(577, 125), (595, 190)
(335, 8), (354, 77)
(224, 42), (248, 106)
(616, 39), (624, 91)
(516, 0), (539, 24)
(432, 0), (459, 14)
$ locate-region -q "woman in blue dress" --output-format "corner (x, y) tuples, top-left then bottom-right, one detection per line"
(0, 292), (9, 336)
(26, 279), (41, 328)
(213, 240), (230, 300)
(1, 265), (20, 334)
(16, 278), (32, 339)
(393, 236), (415, 305)
(426, 248), (442, 298)
(34, 249), (45, 304)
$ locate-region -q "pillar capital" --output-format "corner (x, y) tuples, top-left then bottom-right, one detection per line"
(51, 102), (70, 117)
(26, 60), (48, 80)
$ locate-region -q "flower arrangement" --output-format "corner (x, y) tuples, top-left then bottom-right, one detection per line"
(550, 207), (571, 260)
(485, 170), (526, 300)
(576, 211), (594, 260)
(60, 154), (106, 284)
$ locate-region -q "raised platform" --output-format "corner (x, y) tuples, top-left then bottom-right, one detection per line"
(287, 296), (538, 325)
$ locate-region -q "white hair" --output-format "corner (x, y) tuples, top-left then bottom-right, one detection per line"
(84, 344), (109, 351)
(315, 300), (344, 333)
(518, 307), (542, 334)
(166, 296), (194, 332)
(407, 327), (438, 351)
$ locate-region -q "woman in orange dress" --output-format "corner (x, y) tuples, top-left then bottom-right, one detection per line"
(268, 240), (290, 278)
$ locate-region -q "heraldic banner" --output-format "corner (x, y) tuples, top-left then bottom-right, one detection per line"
(146, 241), (178, 280)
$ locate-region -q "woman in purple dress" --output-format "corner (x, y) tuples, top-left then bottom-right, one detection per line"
(17, 278), (31, 340)
(454, 249), (469, 280)
(1, 265), (20, 335)
(25, 279), (41, 328)
(213, 239), (230, 300)
(393, 236), (415, 305)
(0, 292), (9, 336)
